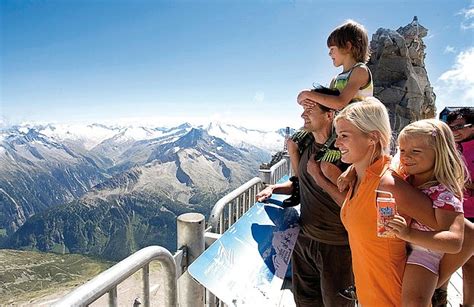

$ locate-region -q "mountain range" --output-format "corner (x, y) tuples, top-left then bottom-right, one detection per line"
(0, 122), (286, 260)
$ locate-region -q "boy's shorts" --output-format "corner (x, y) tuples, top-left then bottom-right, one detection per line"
(406, 244), (443, 275)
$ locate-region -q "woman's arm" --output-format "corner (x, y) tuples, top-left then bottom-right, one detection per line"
(337, 164), (356, 192)
(307, 158), (347, 206)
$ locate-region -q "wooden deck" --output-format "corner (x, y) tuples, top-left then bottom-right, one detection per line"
(277, 268), (464, 306)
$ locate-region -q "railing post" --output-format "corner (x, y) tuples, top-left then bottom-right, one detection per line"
(143, 264), (150, 307)
(283, 153), (291, 177)
(177, 213), (205, 307)
(259, 168), (271, 184)
(109, 286), (118, 307)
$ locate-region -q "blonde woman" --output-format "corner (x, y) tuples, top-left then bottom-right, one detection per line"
(326, 98), (474, 306)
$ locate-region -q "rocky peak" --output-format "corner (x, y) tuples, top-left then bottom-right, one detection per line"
(396, 16), (428, 67)
(368, 16), (436, 135)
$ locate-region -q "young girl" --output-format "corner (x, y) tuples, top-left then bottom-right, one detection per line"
(298, 20), (372, 111)
(387, 119), (468, 306)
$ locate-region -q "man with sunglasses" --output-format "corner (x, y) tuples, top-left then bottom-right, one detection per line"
(444, 107), (474, 307)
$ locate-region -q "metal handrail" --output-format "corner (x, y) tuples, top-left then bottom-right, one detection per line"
(51, 246), (178, 307)
(259, 158), (289, 185)
(269, 159), (288, 184)
(208, 177), (264, 233)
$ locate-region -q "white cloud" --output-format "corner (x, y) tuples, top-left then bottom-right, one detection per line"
(253, 91), (265, 103)
(425, 33), (435, 40)
(443, 45), (456, 54)
(459, 6), (474, 30)
(435, 47), (474, 112)
(0, 116), (10, 129)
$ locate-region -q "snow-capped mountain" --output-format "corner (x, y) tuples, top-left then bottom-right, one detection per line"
(26, 121), (285, 154)
(0, 127), (110, 234)
(0, 121), (286, 258)
(203, 121), (285, 153)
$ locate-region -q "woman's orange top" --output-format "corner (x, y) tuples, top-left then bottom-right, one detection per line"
(341, 156), (407, 307)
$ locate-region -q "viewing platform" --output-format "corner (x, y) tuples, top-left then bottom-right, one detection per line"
(48, 156), (465, 307)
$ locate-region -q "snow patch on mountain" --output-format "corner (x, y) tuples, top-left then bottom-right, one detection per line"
(204, 121), (284, 153)
(2, 121), (287, 155)
(39, 124), (120, 150)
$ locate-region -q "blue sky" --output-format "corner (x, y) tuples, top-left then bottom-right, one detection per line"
(1, 0), (473, 129)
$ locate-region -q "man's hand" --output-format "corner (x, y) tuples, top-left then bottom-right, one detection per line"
(256, 186), (273, 202)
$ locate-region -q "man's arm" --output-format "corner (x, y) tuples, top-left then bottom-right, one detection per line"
(256, 180), (293, 202)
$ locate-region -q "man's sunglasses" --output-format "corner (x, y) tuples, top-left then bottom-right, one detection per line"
(449, 123), (472, 131)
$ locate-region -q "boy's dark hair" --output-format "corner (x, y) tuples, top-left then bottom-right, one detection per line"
(327, 20), (370, 63)
(446, 107), (474, 125)
(311, 85), (339, 112)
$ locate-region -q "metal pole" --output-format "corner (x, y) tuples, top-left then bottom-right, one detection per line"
(109, 286), (118, 307)
(177, 213), (205, 307)
(283, 154), (291, 177)
(259, 168), (271, 184)
(143, 264), (150, 307)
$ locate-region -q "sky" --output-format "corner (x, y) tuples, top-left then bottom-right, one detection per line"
(1, 0), (473, 130)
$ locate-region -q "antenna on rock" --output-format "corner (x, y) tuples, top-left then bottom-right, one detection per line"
(284, 127), (290, 152)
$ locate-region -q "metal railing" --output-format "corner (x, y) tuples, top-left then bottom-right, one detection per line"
(208, 177), (264, 234)
(51, 159), (290, 307)
(259, 157), (290, 185)
(51, 246), (180, 307)
(208, 157), (289, 235)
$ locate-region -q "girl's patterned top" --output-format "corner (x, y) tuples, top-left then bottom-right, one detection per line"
(411, 183), (464, 232)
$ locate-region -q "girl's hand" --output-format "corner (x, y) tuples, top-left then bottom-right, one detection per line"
(387, 214), (410, 240)
(337, 166), (356, 192)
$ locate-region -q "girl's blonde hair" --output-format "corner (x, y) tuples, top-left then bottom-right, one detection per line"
(335, 97), (392, 161)
(398, 119), (469, 199)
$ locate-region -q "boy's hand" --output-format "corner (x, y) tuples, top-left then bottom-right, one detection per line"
(387, 214), (410, 240)
(256, 186), (273, 202)
(300, 100), (317, 110)
(297, 90), (316, 108)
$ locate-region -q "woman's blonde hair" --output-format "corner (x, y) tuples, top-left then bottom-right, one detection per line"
(335, 97), (392, 161)
(398, 119), (469, 199)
